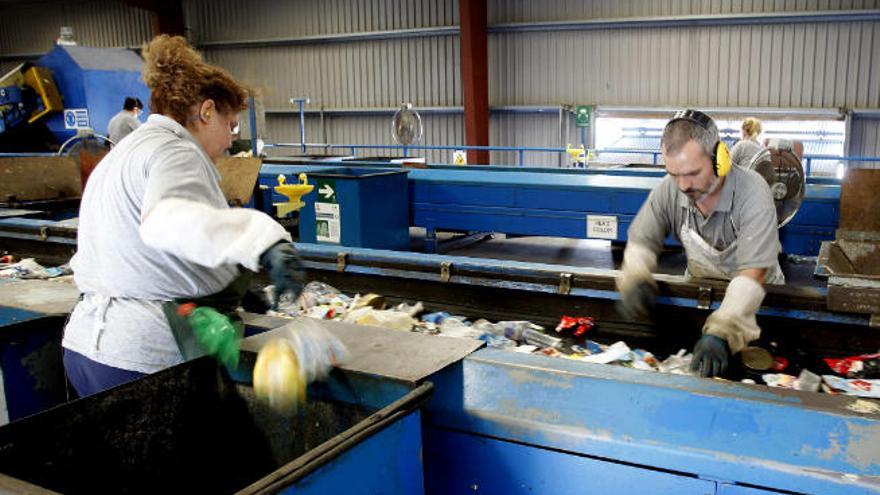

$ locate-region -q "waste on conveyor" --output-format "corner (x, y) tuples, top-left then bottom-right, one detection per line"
(270, 282), (880, 400)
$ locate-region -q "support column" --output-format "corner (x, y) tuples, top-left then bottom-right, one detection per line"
(459, 0), (489, 165)
(115, 1), (185, 37)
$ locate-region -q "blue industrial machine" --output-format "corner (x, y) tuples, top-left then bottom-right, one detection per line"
(258, 162), (838, 256)
(0, 44), (149, 151)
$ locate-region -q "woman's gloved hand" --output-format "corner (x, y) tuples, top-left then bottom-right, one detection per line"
(690, 334), (730, 377)
(259, 242), (306, 309)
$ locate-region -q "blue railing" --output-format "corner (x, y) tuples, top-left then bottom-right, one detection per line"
(265, 142), (880, 175)
(265, 142), (566, 167)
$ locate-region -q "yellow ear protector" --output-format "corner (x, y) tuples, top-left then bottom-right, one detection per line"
(668, 109), (731, 177)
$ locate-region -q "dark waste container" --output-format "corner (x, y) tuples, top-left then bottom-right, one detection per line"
(0, 353), (430, 494)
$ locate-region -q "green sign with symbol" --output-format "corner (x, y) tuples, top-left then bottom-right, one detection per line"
(316, 179), (337, 203)
(575, 105), (592, 128)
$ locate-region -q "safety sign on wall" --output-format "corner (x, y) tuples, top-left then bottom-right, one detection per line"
(575, 105), (592, 128)
(63, 109), (90, 129)
(315, 178), (340, 243)
(452, 150), (467, 166)
(587, 214), (617, 239)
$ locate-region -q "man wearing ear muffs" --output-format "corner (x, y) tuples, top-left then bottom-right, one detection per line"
(615, 109), (784, 378)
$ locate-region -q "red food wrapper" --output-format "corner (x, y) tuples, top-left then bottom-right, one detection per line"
(555, 316), (596, 337)
(824, 352), (880, 377)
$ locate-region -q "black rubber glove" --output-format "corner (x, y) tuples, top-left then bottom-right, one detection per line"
(259, 242), (306, 309)
(616, 281), (656, 320)
(690, 334), (730, 378)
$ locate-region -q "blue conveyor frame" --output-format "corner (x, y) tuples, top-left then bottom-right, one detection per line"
(423, 348), (880, 494)
(259, 163), (839, 256)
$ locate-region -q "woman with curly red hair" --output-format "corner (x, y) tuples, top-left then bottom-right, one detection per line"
(62, 35), (303, 396)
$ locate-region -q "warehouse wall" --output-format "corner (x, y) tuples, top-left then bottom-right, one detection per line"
(849, 115), (880, 168)
(186, 0), (880, 166)
(0, 0), (152, 60)
(2, 0), (878, 166)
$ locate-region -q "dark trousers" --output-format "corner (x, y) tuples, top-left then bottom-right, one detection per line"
(63, 349), (147, 398)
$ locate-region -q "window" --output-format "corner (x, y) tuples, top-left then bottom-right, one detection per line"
(594, 116), (846, 177)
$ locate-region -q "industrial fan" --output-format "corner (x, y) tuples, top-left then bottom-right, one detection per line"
(391, 103), (423, 146)
(745, 139), (806, 227)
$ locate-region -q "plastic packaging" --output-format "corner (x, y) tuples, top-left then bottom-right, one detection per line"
(580, 341), (632, 365)
(343, 306), (416, 331)
(796, 369), (822, 392)
(522, 328), (562, 350)
(824, 353), (880, 378)
(821, 375), (880, 398)
(473, 320), (538, 342)
(762, 373), (798, 389)
(253, 318), (349, 414)
(177, 303), (243, 368)
(438, 317), (483, 340)
(657, 349), (694, 375)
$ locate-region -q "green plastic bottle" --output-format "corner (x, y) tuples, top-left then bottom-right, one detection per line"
(177, 303), (243, 368)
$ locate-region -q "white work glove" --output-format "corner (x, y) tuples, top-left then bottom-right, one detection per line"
(253, 318), (349, 414)
(702, 275), (765, 354)
(615, 243), (658, 320)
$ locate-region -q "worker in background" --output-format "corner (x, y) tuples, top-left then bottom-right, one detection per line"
(107, 96), (144, 144)
(616, 110), (783, 378)
(62, 35), (305, 397)
(729, 117), (764, 169)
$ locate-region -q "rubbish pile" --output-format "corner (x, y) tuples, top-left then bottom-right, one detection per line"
(270, 281), (880, 398)
(0, 257), (71, 280)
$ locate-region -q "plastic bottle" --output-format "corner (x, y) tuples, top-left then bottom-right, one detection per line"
(473, 320), (535, 341)
(177, 303), (243, 368)
(523, 328), (563, 350)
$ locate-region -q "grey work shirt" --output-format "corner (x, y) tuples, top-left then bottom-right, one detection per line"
(729, 139), (763, 169)
(627, 165), (781, 272)
(63, 113), (239, 373)
(107, 110), (141, 143)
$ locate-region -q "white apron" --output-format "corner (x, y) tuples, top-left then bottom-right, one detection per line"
(680, 208), (784, 284)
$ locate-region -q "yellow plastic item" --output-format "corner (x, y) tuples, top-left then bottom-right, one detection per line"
(566, 144), (586, 165)
(253, 338), (306, 414)
(273, 173), (314, 217)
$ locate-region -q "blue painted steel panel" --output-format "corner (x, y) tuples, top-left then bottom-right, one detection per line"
(718, 485), (789, 495)
(413, 203), (636, 238)
(425, 427), (716, 495)
(260, 164), (839, 255)
(425, 350), (880, 495)
(0, 312), (66, 421)
(0, 306), (47, 327)
(298, 167), (410, 250)
(282, 411), (425, 495)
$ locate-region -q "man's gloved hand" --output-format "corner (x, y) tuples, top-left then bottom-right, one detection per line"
(690, 334), (730, 377)
(615, 243), (659, 321)
(617, 281), (656, 320)
(259, 242), (306, 309)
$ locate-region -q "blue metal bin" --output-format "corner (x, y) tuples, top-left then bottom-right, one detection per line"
(298, 167), (410, 251)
